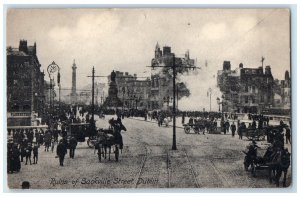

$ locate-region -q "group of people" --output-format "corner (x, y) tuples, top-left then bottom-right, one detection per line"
(7, 128), (55, 173)
(7, 114), (82, 173)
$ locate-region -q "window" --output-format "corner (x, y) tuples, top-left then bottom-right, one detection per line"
(252, 86), (255, 93)
(252, 97), (255, 104)
(245, 96), (248, 103)
(245, 85), (248, 92)
(261, 96), (264, 102)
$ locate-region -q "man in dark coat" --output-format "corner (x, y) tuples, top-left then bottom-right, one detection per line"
(25, 143), (32, 165)
(57, 140), (67, 166)
(12, 144), (21, 172)
(231, 122), (236, 137)
(69, 136), (77, 159)
(33, 143), (39, 164)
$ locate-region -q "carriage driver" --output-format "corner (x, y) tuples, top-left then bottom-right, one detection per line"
(247, 140), (259, 161)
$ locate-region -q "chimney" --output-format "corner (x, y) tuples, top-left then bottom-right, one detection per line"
(223, 61), (231, 71)
(19, 40), (28, 54)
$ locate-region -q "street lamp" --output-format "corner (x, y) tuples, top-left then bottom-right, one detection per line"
(207, 88), (212, 112)
(217, 97), (221, 112)
(122, 87), (125, 111)
(47, 61), (60, 109)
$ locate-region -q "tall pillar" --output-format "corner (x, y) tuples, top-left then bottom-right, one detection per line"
(71, 59), (77, 104)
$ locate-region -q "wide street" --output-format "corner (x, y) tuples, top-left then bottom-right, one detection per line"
(7, 115), (292, 189)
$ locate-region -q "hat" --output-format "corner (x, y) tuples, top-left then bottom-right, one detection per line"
(21, 181), (30, 189)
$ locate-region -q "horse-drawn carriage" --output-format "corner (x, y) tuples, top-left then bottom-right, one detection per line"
(241, 128), (266, 141)
(66, 122), (99, 149)
(183, 119), (216, 134)
(183, 123), (205, 134)
(243, 140), (291, 187)
(92, 118), (127, 162)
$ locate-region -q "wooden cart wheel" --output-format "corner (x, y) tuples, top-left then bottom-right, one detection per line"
(184, 126), (191, 134)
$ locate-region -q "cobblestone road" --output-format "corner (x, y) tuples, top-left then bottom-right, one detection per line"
(7, 115), (292, 189)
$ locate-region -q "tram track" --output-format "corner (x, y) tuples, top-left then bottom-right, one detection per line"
(133, 145), (151, 188)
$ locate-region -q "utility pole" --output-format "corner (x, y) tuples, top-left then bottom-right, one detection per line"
(261, 56), (265, 70)
(148, 54), (200, 150)
(172, 55), (177, 150)
(87, 67), (107, 133)
(91, 67), (95, 125)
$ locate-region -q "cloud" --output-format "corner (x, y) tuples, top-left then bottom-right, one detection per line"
(201, 22), (228, 41)
(6, 9), (290, 111)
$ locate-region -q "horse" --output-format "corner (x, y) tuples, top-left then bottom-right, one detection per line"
(243, 141), (291, 187)
(96, 120), (126, 162)
(268, 147), (291, 187)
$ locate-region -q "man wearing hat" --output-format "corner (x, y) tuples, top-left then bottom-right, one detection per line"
(32, 142), (39, 164)
(56, 140), (67, 166)
(25, 143), (32, 165)
(69, 136), (77, 159)
(230, 122), (236, 137)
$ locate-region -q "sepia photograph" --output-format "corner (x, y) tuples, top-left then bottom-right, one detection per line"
(5, 8), (292, 190)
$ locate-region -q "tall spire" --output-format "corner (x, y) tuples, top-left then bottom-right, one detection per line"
(155, 42), (160, 50)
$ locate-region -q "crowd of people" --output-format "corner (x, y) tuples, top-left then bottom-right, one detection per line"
(7, 105), (89, 174)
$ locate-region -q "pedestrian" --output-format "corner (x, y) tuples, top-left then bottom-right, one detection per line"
(69, 136), (78, 159)
(231, 122), (236, 137)
(21, 181), (30, 189)
(238, 123), (244, 139)
(285, 127), (291, 144)
(25, 143), (32, 165)
(53, 129), (59, 142)
(20, 140), (26, 162)
(51, 138), (57, 153)
(56, 140), (67, 166)
(33, 142), (39, 164)
(12, 143), (21, 173)
(44, 131), (51, 152)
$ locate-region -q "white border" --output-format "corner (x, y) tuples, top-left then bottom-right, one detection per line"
(1, 0), (299, 196)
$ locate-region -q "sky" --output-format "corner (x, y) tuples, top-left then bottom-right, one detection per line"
(6, 8), (290, 111)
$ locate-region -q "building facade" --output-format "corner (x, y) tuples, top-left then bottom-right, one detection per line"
(150, 43), (193, 110)
(274, 70), (291, 110)
(217, 61), (275, 114)
(107, 71), (151, 110)
(7, 40), (46, 126)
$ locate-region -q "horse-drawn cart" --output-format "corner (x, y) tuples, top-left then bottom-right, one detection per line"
(241, 128), (266, 141)
(183, 123), (205, 134)
(95, 129), (123, 162)
(243, 142), (291, 187)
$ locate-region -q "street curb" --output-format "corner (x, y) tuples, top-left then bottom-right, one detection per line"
(127, 117), (185, 129)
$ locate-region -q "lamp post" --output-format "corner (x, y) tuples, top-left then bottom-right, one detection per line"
(208, 88), (212, 112)
(217, 97), (221, 112)
(122, 87), (125, 111)
(47, 61), (60, 112)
